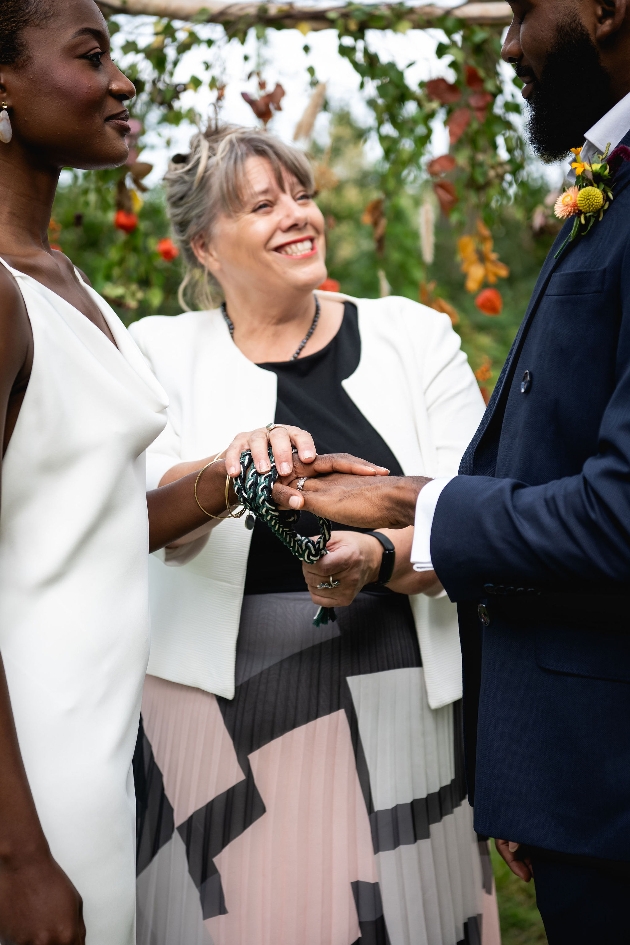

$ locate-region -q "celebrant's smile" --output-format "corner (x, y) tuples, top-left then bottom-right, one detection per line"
(274, 237), (317, 258)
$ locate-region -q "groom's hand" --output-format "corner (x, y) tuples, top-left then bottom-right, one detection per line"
(495, 839), (533, 883)
(274, 459), (431, 530)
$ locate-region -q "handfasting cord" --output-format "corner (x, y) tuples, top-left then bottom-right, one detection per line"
(232, 447), (336, 626)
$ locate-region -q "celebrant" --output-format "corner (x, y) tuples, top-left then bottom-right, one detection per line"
(129, 123), (500, 944)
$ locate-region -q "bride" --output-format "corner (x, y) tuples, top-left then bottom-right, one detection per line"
(0, 3), (371, 943)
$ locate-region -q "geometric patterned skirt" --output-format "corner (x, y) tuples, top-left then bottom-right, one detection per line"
(134, 591), (501, 945)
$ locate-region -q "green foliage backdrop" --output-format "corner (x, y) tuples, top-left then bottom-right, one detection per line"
(52, 9), (557, 397)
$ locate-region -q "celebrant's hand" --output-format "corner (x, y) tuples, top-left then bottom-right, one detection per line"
(225, 424), (318, 479)
(274, 466), (431, 530)
(495, 839), (533, 883)
(303, 531), (383, 607)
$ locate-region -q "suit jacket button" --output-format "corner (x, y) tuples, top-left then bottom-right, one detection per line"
(478, 603), (490, 627)
(520, 370), (532, 394)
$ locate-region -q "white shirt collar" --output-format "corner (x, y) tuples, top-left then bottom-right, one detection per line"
(583, 89), (630, 156)
(566, 90), (630, 180)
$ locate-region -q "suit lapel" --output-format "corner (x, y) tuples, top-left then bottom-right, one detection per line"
(460, 132), (630, 477)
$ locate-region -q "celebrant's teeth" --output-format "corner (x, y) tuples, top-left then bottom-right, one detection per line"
(277, 239), (314, 256)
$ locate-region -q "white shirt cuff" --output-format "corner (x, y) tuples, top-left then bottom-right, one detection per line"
(410, 477), (454, 571)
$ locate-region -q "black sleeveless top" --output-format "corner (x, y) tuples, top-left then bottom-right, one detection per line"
(244, 302), (404, 595)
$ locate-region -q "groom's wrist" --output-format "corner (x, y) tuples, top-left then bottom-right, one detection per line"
(388, 477), (432, 528)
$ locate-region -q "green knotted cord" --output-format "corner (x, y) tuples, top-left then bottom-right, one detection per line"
(232, 448), (336, 626)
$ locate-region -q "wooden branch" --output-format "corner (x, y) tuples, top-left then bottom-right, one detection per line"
(97, 0), (512, 29)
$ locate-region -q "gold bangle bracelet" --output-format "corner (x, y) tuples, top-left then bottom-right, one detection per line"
(225, 473), (247, 519)
(194, 454), (227, 519)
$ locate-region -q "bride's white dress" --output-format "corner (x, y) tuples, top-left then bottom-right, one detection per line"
(0, 258), (168, 943)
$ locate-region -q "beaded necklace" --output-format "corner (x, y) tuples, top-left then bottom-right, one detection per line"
(221, 296), (321, 361)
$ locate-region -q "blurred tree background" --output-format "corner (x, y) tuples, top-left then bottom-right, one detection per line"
(50, 4), (563, 401)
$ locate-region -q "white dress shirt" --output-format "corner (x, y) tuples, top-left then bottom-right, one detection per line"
(410, 92), (630, 573)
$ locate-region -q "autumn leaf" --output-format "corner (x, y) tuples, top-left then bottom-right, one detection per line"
(465, 66), (485, 90)
(469, 91), (494, 122)
(426, 78), (461, 105)
(427, 154), (457, 177)
(419, 281), (459, 325)
(433, 179), (458, 216)
(447, 107), (471, 144)
(241, 83), (285, 125)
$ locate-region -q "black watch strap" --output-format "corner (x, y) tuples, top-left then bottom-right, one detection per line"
(367, 531), (396, 585)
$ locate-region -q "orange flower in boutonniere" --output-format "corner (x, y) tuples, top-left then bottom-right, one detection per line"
(553, 143), (630, 257)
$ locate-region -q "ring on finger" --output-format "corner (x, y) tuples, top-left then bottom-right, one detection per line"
(296, 477), (308, 492)
(266, 422), (286, 433)
(317, 579), (341, 590)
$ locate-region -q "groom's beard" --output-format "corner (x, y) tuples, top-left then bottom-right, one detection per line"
(523, 20), (613, 162)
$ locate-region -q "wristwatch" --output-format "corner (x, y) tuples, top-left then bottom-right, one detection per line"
(366, 531), (396, 585)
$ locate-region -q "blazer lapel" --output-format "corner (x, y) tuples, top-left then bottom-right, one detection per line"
(461, 131), (630, 476)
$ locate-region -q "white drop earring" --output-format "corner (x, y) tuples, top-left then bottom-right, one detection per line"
(0, 103), (12, 145)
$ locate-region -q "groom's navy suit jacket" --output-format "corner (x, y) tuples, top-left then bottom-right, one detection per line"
(432, 131), (630, 861)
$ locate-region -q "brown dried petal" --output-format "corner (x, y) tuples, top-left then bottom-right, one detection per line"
(427, 154), (457, 177)
(465, 66), (484, 90)
(433, 179), (458, 216)
(447, 107), (471, 144)
(426, 78), (461, 105)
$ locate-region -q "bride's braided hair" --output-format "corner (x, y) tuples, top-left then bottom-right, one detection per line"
(0, 0), (53, 65)
(164, 123), (314, 311)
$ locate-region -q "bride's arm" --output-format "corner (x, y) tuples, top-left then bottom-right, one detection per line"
(147, 425), (387, 553)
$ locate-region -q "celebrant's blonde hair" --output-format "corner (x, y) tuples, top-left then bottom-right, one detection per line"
(165, 124), (315, 311)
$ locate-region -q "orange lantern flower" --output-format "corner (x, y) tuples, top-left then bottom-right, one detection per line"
(318, 278), (340, 292)
(475, 287), (503, 316)
(157, 238), (179, 262)
(114, 210), (138, 234)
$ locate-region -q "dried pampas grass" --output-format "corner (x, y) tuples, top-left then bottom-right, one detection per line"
(293, 83), (327, 143)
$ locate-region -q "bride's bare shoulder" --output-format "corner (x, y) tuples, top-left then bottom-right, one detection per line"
(0, 262), (33, 382)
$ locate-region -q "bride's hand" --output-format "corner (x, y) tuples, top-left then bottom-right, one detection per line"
(225, 425), (317, 478)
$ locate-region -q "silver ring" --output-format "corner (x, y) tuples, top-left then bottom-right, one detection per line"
(296, 477), (307, 492)
(266, 423), (286, 433)
(317, 579), (341, 590)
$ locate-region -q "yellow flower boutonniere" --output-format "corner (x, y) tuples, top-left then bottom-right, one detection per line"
(553, 143), (630, 257)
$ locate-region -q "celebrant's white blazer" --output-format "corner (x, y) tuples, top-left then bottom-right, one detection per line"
(130, 293), (485, 709)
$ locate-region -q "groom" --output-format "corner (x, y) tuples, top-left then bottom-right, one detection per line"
(274, 0), (630, 939)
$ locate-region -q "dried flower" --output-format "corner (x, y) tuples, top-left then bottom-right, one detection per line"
(434, 179), (458, 216)
(293, 83), (327, 143)
(447, 107), (471, 144)
(157, 238), (179, 262)
(577, 186), (604, 213)
(475, 356), (493, 383)
(475, 288), (503, 316)
(426, 78), (461, 105)
(242, 83), (285, 126)
(420, 281), (459, 325)
(419, 196), (436, 265)
(114, 210), (138, 234)
(554, 187), (580, 220)
(427, 154), (457, 177)
(571, 161), (590, 176)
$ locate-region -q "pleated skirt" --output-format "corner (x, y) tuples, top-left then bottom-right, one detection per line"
(134, 591), (500, 945)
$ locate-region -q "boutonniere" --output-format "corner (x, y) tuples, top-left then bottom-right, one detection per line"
(553, 144), (630, 257)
